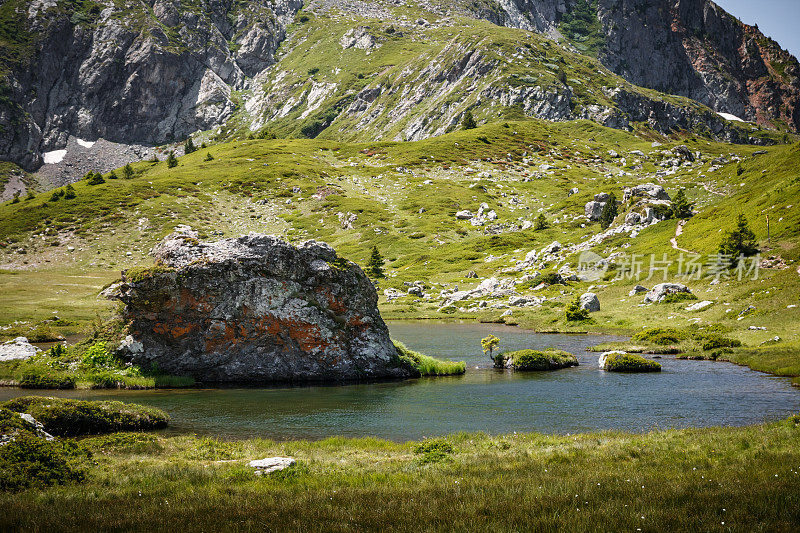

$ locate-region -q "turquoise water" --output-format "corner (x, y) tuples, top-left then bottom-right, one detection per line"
(1, 321), (797, 441)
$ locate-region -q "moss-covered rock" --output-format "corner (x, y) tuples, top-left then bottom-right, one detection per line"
(1, 397), (169, 437)
(600, 352), (661, 373)
(499, 349), (579, 371)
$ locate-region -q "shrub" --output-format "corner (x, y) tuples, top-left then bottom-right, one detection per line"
(63, 183), (76, 199)
(393, 341), (465, 376)
(599, 193), (618, 229)
(0, 434), (89, 492)
(204, 152), (214, 161)
(539, 271), (564, 286)
(461, 110), (477, 130)
(719, 214), (758, 262)
(603, 353), (661, 372)
(166, 151), (178, 168)
(1, 397), (169, 437)
(122, 163), (135, 179)
(696, 334), (742, 351)
(504, 349), (578, 371)
(19, 367), (76, 389)
(661, 292), (697, 304)
(670, 189), (694, 218)
(533, 213), (549, 230)
(413, 439), (454, 464)
(11, 191), (20, 203)
(631, 327), (689, 345)
(565, 296), (590, 322)
(184, 138), (196, 154)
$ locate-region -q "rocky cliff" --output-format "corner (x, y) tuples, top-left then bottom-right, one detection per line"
(113, 227), (409, 383)
(486, 0), (800, 132)
(0, 0), (302, 170)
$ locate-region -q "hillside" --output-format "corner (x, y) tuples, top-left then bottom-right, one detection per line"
(1, 118), (798, 382)
(0, 0), (796, 178)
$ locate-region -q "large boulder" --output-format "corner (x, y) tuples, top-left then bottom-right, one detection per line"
(643, 283), (692, 303)
(579, 293), (600, 312)
(113, 227), (409, 383)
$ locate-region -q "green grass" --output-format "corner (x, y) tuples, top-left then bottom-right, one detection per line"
(496, 349), (579, 370)
(393, 340), (465, 376)
(603, 352), (662, 372)
(1, 418), (800, 529)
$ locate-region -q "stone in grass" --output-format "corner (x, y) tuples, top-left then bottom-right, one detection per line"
(643, 283), (692, 303)
(249, 457), (295, 476)
(629, 285), (647, 296)
(686, 300), (713, 312)
(0, 337), (40, 362)
(579, 292), (600, 312)
(599, 351), (661, 372)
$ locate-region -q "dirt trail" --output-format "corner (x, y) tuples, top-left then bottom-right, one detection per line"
(670, 220), (693, 253)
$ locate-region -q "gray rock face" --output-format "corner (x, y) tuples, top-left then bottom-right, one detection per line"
(1, 0), (302, 170)
(585, 200), (606, 221)
(644, 283), (692, 303)
(623, 184), (671, 204)
(579, 292), (600, 312)
(113, 227), (408, 383)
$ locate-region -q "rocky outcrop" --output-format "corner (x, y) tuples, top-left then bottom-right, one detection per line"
(113, 227), (409, 383)
(488, 0), (800, 132)
(579, 292), (600, 312)
(643, 283), (693, 303)
(0, 0), (302, 170)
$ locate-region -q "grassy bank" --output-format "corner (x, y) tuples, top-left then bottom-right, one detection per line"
(1, 417), (799, 530)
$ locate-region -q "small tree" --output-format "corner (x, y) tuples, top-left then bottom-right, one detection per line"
(11, 191), (20, 203)
(108, 170), (118, 180)
(64, 184), (76, 199)
(598, 193), (618, 229)
(86, 172), (105, 185)
(122, 163), (135, 179)
(671, 189), (693, 219)
(184, 137), (196, 154)
(150, 153), (159, 163)
(461, 110), (477, 130)
(166, 151), (178, 168)
(204, 152), (214, 161)
(533, 213), (549, 231)
(49, 190), (61, 202)
(719, 214), (758, 262)
(366, 246), (385, 279)
(25, 189), (35, 200)
(481, 334), (500, 363)
(565, 296), (590, 322)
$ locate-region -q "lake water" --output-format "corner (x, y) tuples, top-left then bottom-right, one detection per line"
(1, 321), (798, 441)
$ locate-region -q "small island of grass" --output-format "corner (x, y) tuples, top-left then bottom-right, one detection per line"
(495, 349), (579, 371)
(600, 352), (661, 373)
(393, 341), (466, 376)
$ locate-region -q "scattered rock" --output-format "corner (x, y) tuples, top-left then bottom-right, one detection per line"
(579, 292), (600, 312)
(623, 184), (670, 203)
(248, 457), (295, 476)
(686, 300), (713, 311)
(465, 270), (478, 278)
(629, 285), (647, 296)
(643, 283), (692, 303)
(0, 337), (40, 362)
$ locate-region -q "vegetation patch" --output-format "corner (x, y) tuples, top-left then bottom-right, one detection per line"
(603, 353), (661, 372)
(393, 340), (465, 376)
(0, 434), (90, 492)
(498, 349), (579, 371)
(413, 438), (455, 464)
(1, 396), (169, 437)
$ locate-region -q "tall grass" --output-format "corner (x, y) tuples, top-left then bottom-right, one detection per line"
(393, 340), (465, 376)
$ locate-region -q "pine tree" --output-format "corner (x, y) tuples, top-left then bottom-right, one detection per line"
(461, 110), (477, 130)
(184, 137), (196, 154)
(108, 170), (118, 179)
(719, 214), (759, 261)
(366, 246), (385, 279)
(671, 189), (693, 219)
(204, 152), (214, 161)
(598, 193), (618, 229)
(87, 172), (105, 185)
(25, 189), (35, 200)
(533, 213), (549, 231)
(481, 334), (500, 364)
(565, 296), (590, 322)
(64, 184), (76, 199)
(166, 151), (178, 168)
(123, 163), (134, 179)
(11, 191), (20, 203)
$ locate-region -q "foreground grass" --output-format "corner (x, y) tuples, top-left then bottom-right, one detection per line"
(1, 418), (800, 531)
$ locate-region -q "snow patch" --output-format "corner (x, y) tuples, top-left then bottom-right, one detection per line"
(76, 138), (95, 148)
(717, 112), (745, 123)
(43, 149), (67, 164)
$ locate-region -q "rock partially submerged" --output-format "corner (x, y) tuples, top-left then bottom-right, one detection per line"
(0, 337), (40, 362)
(113, 228), (409, 383)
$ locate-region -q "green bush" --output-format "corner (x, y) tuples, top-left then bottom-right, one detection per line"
(603, 353), (661, 372)
(503, 349), (578, 371)
(661, 292), (697, 304)
(1, 397), (169, 437)
(413, 439), (454, 464)
(632, 327), (690, 345)
(0, 407), (30, 436)
(0, 434), (89, 492)
(696, 334), (742, 351)
(565, 297), (590, 322)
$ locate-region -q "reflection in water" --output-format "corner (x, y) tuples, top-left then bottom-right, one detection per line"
(2, 321), (797, 441)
